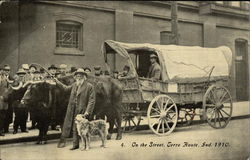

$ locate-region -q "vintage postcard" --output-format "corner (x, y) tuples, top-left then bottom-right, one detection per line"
(0, 1), (249, 160)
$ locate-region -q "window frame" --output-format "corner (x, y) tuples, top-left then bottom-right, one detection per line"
(54, 13), (85, 56)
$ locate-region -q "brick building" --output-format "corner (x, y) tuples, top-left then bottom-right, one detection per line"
(0, 1), (249, 101)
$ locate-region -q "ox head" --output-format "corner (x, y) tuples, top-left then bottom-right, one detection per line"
(21, 80), (56, 105)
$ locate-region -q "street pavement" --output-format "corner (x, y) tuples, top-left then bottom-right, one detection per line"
(0, 118), (249, 160)
(0, 101), (249, 145)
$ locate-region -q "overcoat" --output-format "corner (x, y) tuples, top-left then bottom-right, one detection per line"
(0, 75), (9, 110)
(147, 62), (161, 80)
(57, 80), (96, 138)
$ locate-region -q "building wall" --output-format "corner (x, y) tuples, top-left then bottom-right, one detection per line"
(0, 1), (249, 100)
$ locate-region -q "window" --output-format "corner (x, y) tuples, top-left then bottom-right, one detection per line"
(55, 20), (84, 55)
(56, 21), (82, 49)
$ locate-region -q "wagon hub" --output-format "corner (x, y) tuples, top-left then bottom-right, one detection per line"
(215, 103), (223, 109)
(160, 111), (167, 118)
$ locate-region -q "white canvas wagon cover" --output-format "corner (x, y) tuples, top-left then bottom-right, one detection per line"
(102, 40), (232, 82)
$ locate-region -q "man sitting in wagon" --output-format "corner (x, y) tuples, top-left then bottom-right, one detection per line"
(147, 53), (161, 80)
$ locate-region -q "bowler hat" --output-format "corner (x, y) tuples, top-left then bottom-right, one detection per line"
(74, 68), (87, 76)
(150, 54), (158, 59)
(84, 67), (91, 72)
(48, 64), (57, 70)
(94, 66), (101, 70)
(29, 64), (37, 70)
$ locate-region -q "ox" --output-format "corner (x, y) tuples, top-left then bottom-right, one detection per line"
(22, 74), (123, 145)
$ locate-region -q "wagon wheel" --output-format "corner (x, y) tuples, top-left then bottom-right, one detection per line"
(121, 103), (141, 132)
(177, 108), (195, 127)
(147, 95), (178, 136)
(203, 85), (233, 129)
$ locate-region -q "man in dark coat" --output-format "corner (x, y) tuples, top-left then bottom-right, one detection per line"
(0, 66), (8, 136)
(3, 64), (13, 133)
(147, 54), (161, 80)
(55, 68), (96, 150)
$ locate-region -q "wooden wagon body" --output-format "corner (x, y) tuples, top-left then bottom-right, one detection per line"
(102, 40), (233, 136)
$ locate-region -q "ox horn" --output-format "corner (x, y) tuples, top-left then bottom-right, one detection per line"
(44, 79), (56, 85)
(9, 81), (23, 90)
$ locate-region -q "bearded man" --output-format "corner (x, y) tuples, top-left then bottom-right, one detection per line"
(55, 68), (96, 150)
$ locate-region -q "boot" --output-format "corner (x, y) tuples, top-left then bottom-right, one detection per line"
(57, 138), (66, 148)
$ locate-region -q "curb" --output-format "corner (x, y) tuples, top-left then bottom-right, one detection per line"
(1, 114), (249, 145)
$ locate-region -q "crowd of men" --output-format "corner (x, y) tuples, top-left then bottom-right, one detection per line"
(0, 63), (114, 136)
(0, 53), (161, 137)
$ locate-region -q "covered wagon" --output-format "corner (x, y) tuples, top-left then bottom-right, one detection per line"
(102, 40), (233, 136)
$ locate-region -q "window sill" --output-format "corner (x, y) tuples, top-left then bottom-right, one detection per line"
(54, 47), (84, 56)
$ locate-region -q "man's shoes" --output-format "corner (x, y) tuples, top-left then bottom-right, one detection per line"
(70, 146), (79, 150)
(57, 139), (66, 148)
(0, 133), (5, 136)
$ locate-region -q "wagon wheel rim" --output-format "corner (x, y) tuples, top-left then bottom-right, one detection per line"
(177, 108), (195, 127)
(147, 95), (178, 136)
(121, 103), (141, 132)
(203, 85), (233, 129)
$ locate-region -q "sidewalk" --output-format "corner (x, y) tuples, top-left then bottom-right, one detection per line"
(0, 101), (249, 145)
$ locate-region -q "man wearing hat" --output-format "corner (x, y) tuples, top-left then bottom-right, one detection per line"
(3, 64), (13, 133)
(0, 66), (8, 136)
(22, 64), (29, 72)
(57, 64), (67, 78)
(12, 71), (29, 134)
(48, 64), (57, 77)
(55, 68), (96, 150)
(94, 66), (101, 77)
(147, 53), (161, 80)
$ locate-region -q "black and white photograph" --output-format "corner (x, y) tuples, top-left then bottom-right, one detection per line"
(0, 1), (249, 160)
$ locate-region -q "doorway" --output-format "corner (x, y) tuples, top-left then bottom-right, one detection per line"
(235, 39), (249, 101)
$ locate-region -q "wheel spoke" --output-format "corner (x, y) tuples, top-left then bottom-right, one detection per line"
(220, 109), (231, 117)
(207, 109), (215, 121)
(211, 88), (218, 102)
(150, 115), (161, 118)
(151, 107), (161, 114)
(219, 91), (227, 103)
(166, 104), (175, 113)
(217, 111), (222, 127)
(168, 113), (176, 120)
(156, 119), (161, 133)
(161, 120), (165, 133)
(163, 99), (170, 111)
(151, 118), (160, 127)
(221, 98), (231, 104)
(156, 101), (162, 110)
(164, 119), (171, 130)
(218, 110), (227, 123)
(214, 110), (217, 126)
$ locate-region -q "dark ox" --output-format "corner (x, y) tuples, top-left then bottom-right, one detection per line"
(22, 75), (123, 144)
(22, 81), (55, 144)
